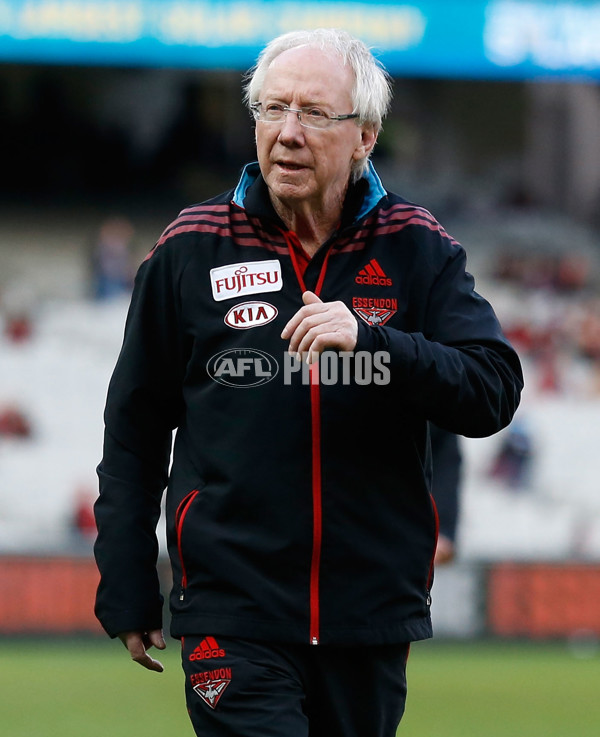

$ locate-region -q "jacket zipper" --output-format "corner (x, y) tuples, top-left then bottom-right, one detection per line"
(309, 362), (322, 645)
(283, 229), (332, 645)
(175, 489), (200, 601)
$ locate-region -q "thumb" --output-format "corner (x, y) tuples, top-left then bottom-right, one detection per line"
(148, 629), (166, 650)
(302, 291), (322, 305)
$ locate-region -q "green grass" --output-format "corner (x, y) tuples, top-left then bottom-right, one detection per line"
(1, 638), (598, 736)
(0, 638), (190, 737)
(401, 639), (600, 737)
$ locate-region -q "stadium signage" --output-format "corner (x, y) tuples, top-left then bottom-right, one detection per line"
(2, 1), (600, 78)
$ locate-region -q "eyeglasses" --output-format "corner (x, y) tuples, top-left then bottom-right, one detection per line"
(250, 102), (359, 130)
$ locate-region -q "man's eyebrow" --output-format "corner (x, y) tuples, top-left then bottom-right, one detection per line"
(262, 91), (331, 107)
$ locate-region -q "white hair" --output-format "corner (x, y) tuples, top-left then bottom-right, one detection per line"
(243, 28), (393, 180)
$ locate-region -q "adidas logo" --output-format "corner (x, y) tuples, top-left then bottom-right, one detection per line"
(355, 259), (392, 286)
(189, 636), (226, 661)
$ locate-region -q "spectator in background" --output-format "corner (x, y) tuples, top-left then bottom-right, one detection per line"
(489, 416), (534, 490)
(71, 486), (97, 544)
(431, 424), (463, 566)
(89, 216), (136, 300)
(0, 404), (32, 439)
(1, 284), (35, 343)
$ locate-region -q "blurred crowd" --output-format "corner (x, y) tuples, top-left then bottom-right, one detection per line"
(492, 247), (600, 397)
(1, 204), (599, 553)
(0, 214), (137, 549)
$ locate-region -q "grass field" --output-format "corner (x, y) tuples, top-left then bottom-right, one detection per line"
(1, 637), (598, 736)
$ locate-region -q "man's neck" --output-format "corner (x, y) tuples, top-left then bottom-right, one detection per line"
(271, 195), (345, 257)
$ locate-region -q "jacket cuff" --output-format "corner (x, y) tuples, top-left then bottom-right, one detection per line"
(96, 602), (164, 639)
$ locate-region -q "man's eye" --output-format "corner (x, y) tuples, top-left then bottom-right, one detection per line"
(305, 108), (327, 118)
(265, 103), (285, 113)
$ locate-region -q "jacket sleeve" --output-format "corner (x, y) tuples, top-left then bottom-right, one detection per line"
(429, 424), (462, 542)
(94, 243), (185, 638)
(356, 235), (523, 437)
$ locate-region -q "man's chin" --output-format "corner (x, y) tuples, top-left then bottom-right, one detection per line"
(269, 180), (311, 203)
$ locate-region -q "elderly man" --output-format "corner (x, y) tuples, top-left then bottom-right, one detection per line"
(94, 28), (523, 737)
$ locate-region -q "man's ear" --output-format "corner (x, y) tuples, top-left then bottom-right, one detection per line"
(353, 124), (378, 162)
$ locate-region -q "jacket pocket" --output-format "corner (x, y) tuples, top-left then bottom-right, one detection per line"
(175, 489), (201, 601)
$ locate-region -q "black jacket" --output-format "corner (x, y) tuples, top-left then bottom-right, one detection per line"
(94, 163), (522, 645)
(430, 425), (463, 542)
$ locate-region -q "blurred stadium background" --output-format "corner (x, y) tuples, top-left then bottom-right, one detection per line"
(1, 1), (600, 734)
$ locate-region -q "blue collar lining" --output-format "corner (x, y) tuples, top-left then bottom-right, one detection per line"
(232, 160), (386, 223)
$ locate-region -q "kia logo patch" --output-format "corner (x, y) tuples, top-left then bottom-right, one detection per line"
(224, 301), (278, 329)
(206, 349), (279, 387)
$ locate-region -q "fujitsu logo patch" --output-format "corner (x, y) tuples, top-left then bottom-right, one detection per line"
(191, 668), (232, 709)
(211, 260), (283, 302)
(189, 636), (226, 661)
(224, 301), (278, 329)
(355, 258), (393, 286)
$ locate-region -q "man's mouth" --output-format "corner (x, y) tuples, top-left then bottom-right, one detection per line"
(277, 162), (305, 171)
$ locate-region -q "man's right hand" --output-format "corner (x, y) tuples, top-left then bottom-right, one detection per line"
(118, 629), (166, 672)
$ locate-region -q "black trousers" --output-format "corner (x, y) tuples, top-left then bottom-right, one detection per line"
(181, 635), (410, 737)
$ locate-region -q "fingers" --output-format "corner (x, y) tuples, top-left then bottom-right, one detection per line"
(434, 536), (456, 566)
(301, 291), (322, 307)
(148, 629), (167, 650)
(281, 291), (358, 364)
(281, 291), (324, 343)
(119, 630), (166, 673)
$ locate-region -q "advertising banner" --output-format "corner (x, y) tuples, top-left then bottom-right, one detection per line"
(0, 0), (599, 78)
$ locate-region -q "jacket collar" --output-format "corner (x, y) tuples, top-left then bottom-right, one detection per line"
(232, 161), (387, 228)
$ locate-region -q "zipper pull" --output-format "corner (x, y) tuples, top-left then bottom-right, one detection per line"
(179, 588), (185, 602)
(311, 636), (319, 645)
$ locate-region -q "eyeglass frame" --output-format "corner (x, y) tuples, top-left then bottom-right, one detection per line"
(250, 102), (360, 130)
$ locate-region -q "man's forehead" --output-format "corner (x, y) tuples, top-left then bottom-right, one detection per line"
(268, 44), (348, 73)
(262, 46), (354, 101)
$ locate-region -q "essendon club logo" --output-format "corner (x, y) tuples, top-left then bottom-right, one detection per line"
(355, 259), (393, 287)
(353, 307), (395, 327)
(210, 260), (283, 302)
(189, 638), (232, 709)
(191, 668), (232, 709)
(189, 636), (226, 661)
(352, 297), (397, 327)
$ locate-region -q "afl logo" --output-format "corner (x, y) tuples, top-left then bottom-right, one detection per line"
(224, 301), (278, 329)
(207, 348), (279, 388)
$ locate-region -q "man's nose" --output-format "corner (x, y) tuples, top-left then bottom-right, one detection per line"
(278, 110), (305, 141)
